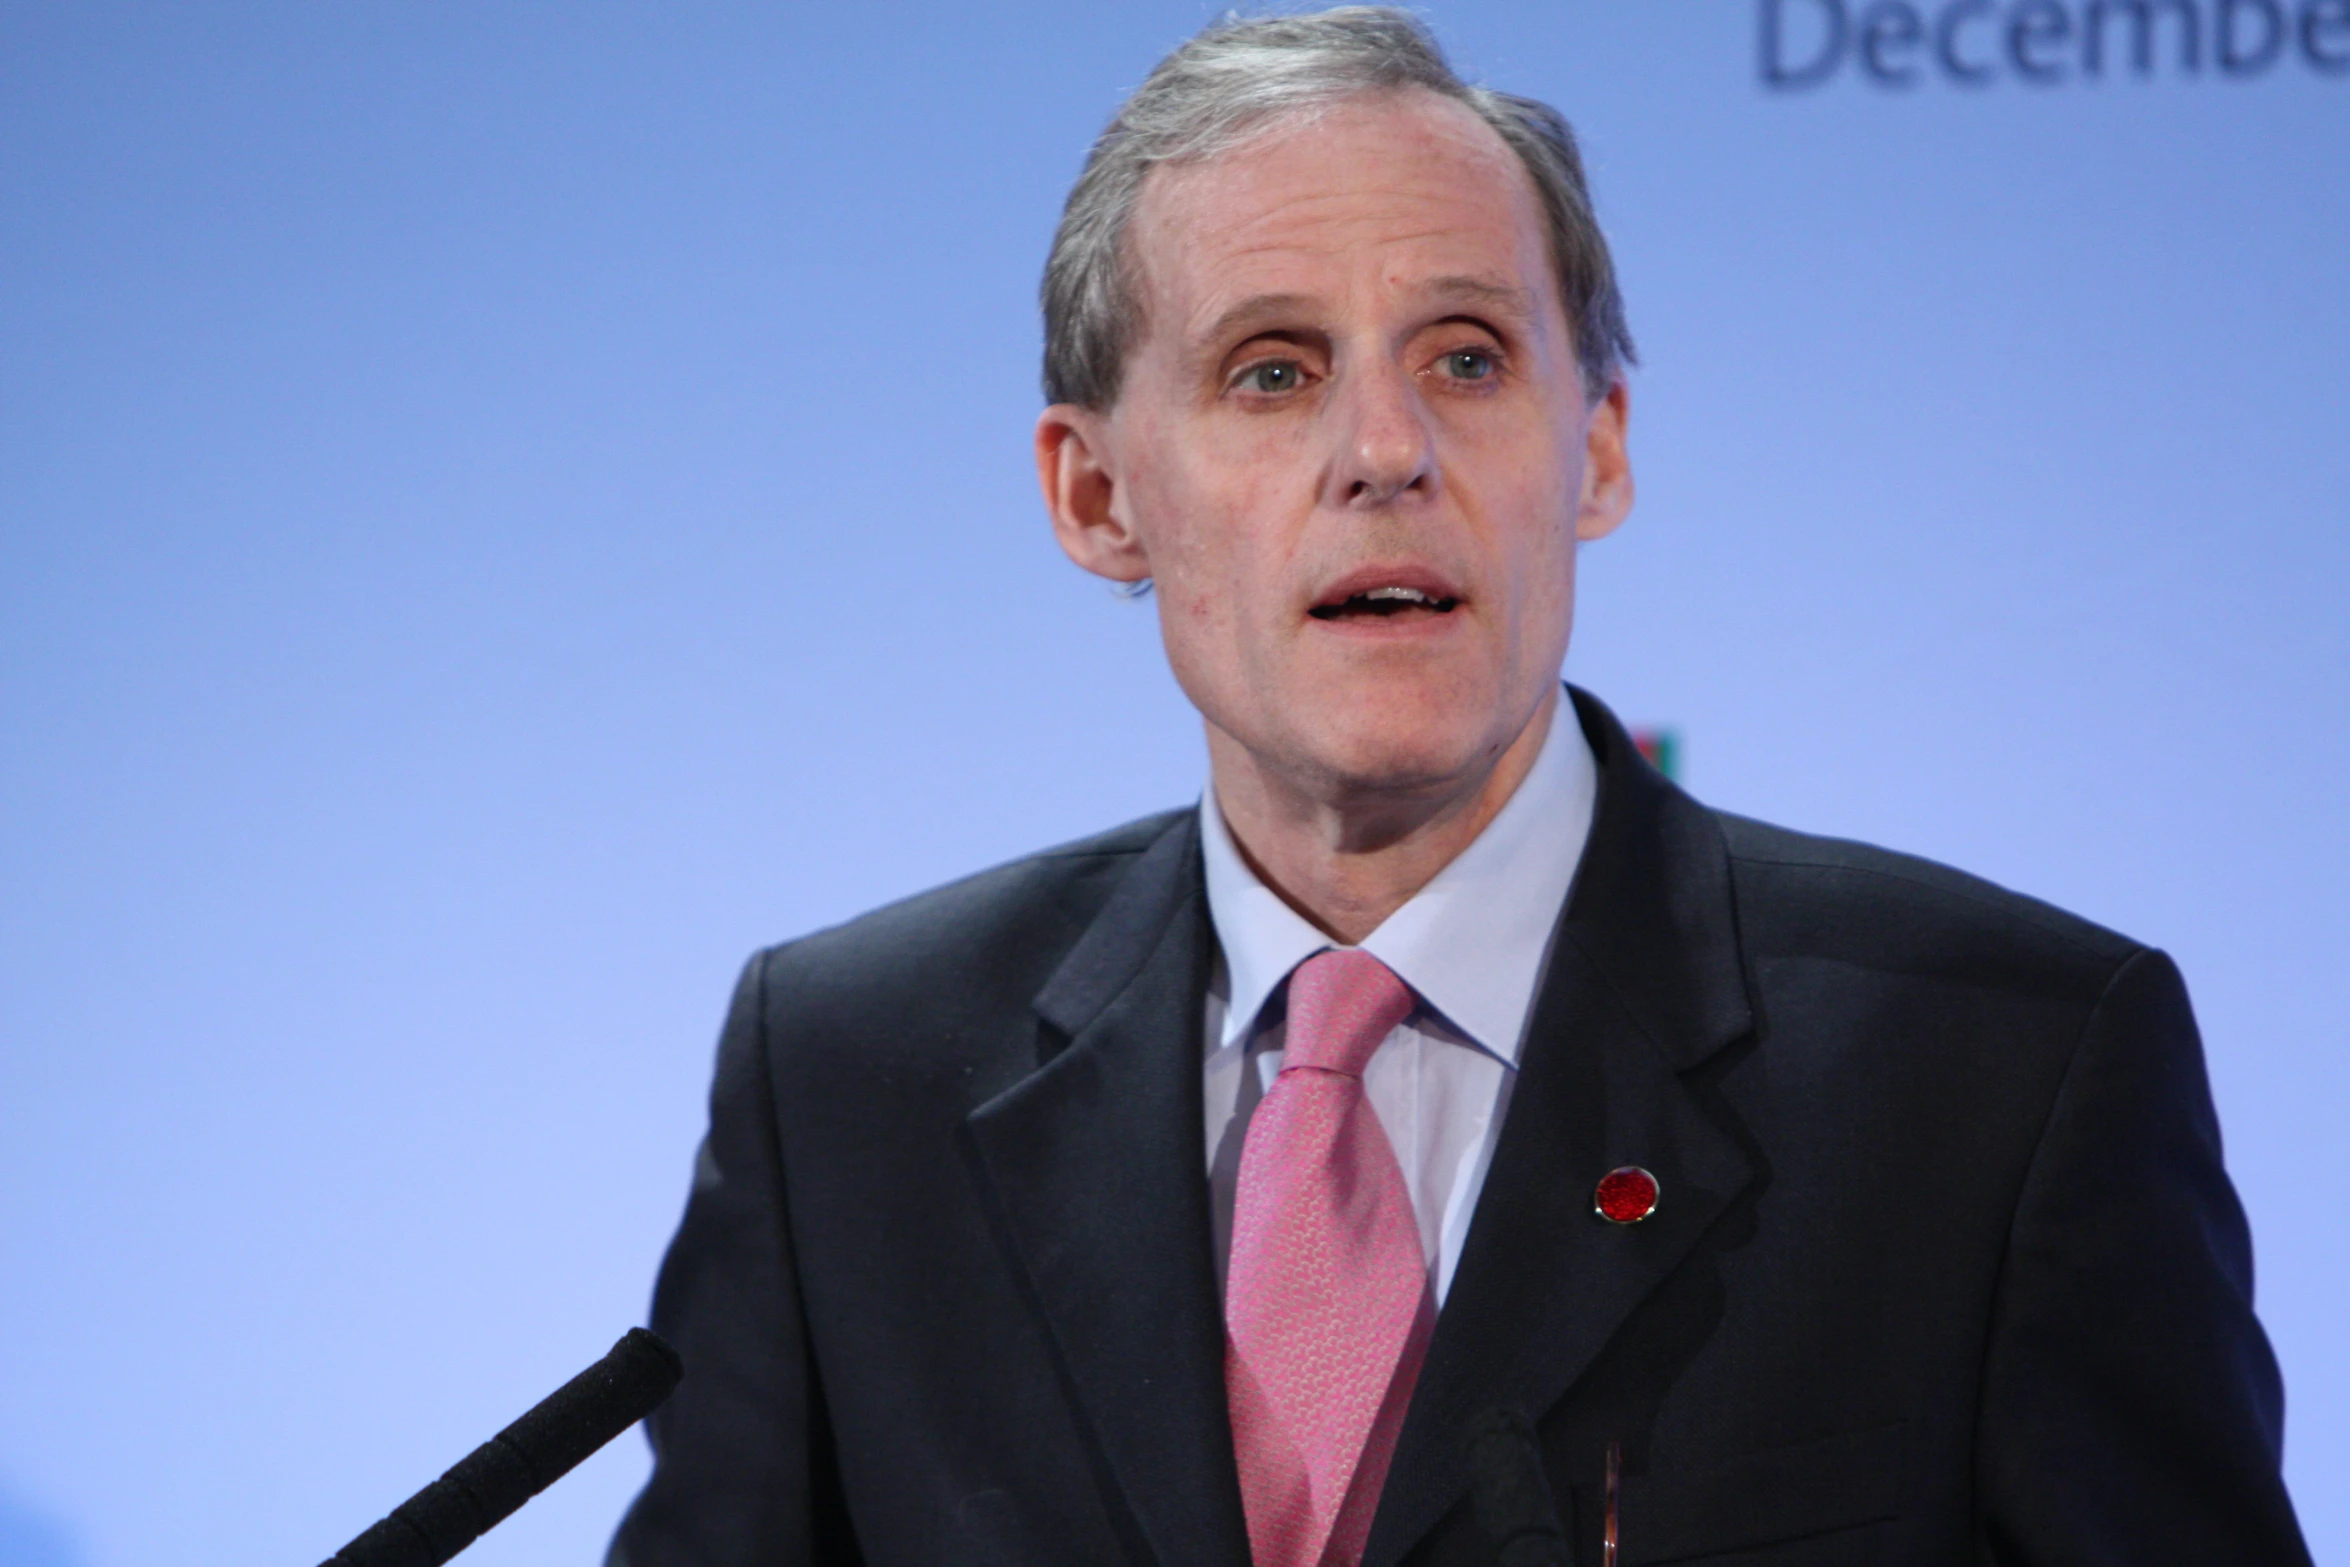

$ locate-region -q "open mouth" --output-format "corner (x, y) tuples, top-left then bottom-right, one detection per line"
(1309, 585), (1462, 621)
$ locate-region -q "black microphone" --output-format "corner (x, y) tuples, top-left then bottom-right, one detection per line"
(1466, 1406), (1570, 1567)
(320, 1327), (683, 1567)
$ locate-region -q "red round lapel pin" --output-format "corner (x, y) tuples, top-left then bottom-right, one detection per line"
(1593, 1165), (1659, 1224)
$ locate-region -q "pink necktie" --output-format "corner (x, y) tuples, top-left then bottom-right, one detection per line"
(1226, 948), (1433, 1567)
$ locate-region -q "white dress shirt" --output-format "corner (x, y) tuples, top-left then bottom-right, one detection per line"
(1200, 694), (1598, 1306)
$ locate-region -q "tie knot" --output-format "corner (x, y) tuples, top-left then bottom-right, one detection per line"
(1282, 948), (1413, 1078)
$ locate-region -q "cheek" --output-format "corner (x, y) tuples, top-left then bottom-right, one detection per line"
(1466, 456), (1582, 674)
(1135, 452), (1263, 599)
(1123, 457), (1240, 650)
(1481, 459), (1581, 593)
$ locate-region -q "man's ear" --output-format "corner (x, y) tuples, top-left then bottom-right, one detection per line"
(1574, 379), (1634, 543)
(1037, 404), (1151, 583)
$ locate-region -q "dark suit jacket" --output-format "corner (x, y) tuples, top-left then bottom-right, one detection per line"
(609, 689), (2308, 1566)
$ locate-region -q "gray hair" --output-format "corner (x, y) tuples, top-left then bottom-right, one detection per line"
(1040, 6), (1635, 409)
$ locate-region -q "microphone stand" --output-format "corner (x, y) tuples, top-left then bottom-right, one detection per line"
(320, 1328), (681, 1567)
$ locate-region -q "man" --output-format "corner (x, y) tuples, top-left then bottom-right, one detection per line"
(610, 10), (2310, 1565)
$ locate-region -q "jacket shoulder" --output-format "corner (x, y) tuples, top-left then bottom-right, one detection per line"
(750, 808), (1190, 1034)
(1713, 810), (2140, 1002)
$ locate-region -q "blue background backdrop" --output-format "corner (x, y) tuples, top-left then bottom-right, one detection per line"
(4, 3), (2344, 1562)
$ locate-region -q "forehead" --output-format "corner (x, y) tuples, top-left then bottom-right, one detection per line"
(1126, 90), (1555, 342)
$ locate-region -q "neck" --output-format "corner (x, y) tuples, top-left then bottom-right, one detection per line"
(1208, 687), (1560, 945)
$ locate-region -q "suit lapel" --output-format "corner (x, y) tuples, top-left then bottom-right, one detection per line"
(960, 813), (1252, 1567)
(1365, 689), (1759, 1567)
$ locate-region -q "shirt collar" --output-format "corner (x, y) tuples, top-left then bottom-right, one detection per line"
(1198, 690), (1598, 1065)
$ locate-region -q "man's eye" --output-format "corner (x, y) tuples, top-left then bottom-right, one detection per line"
(1236, 360), (1303, 394)
(1439, 349), (1496, 381)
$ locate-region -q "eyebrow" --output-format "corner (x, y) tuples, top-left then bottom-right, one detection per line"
(1191, 292), (1319, 351)
(1422, 275), (1538, 319)
(1189, 276), (1538, 352)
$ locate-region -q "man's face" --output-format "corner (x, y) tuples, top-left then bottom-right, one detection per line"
(1041, 89), (1631, 811)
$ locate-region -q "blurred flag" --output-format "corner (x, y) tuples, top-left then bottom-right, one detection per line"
(1631, 728), (1680, 782)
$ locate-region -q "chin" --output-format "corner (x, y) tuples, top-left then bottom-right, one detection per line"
(1305, 711), (1504, 799)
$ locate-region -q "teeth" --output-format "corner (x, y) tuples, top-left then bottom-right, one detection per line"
(1309, 583), (1456, 620)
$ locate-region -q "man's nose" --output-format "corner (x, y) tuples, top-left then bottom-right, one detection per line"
(1328, 358), (1437, 509)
